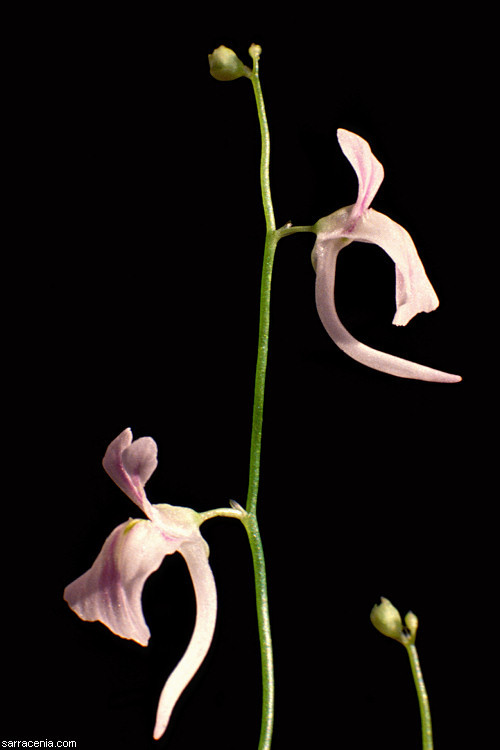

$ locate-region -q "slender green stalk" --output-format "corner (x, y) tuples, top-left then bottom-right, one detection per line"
(198, 506), (244, 523)
(242, 512), (274, 749)
(246, 48), (276, 518)
(241, 47), (276, 750)
(248, 49), (275, 235)
(370, 600), (434, 749)
(241, 46), (314, 750)
(246, 230), (277, 516)
(245, 49), (313, 517)
(406, 643), (433, 750)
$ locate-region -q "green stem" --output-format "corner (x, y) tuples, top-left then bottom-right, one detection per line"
(240, 50), (276, 750)
(406, 643), (433, 750)
(248, 52), (275, 234)
(198, 506), (244, 523)
(245, 54), (314, 517)
(242, 47), (315, 750)
(243, 513), (274, 750)
(246, 230), (277, 517)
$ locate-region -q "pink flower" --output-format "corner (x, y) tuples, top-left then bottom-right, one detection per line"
(64, 428), (217, 740)
(312, 128), (461, 383)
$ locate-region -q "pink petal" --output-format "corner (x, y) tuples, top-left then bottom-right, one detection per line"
(63, 519), (180, 646)
(348, 208), (439, 326)
(337, 129), (384, 224)
(122, 437), (158, 490)
(153, 540), (217, 740)
(102, 428), (157, 517)
(313, 236), (461, 383)
(312, 207), (352, 256)
(153, 503), (207, 542)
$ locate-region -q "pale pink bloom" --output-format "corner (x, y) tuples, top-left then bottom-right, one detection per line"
(64, 428), (216, 740)
(312, 128), (461, 383)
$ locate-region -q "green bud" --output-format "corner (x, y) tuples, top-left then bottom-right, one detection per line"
(404, 611), (419, 641)
(208, 45), (248, 81)
(248, 43), (262, 61)
(370, 597), (405, 643)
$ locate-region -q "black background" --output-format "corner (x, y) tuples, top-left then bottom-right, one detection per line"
(3, 5), (493, 749)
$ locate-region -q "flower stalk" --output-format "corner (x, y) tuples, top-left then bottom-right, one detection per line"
(241, 44), (315, 750)
(370, 598), (433, 750)
(407, 642), (433, 750)
(244, 46), (278, 750)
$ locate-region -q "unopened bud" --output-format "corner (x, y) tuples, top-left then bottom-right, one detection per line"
(370, 597), (404, 643)
(248, 43), (262, 61)
(208, 45), (248, 81)
(404, 611), (419, 640)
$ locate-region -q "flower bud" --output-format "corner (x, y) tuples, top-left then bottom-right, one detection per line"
(370, 597), (404, 643)
(208, 45), (248, 81)
(248, 43), (262, 61)
(404, 611), (419, 640)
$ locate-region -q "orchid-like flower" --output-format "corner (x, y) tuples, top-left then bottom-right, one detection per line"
(311, 128), (461, 383)
(64, 428), (217, 740)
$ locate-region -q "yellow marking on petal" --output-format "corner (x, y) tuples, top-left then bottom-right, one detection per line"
(123, 519), (141, 535)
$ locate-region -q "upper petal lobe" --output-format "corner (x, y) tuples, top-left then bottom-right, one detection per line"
(102, 428), (158, 517)
(337, 129), (384, 223)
